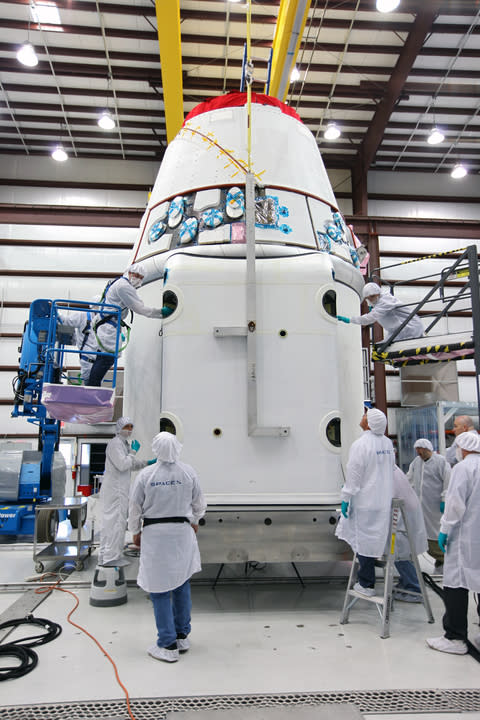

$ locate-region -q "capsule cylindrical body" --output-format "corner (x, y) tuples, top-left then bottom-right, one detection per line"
(125, 94), (365, 562)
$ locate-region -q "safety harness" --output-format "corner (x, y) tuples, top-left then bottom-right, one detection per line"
(92, 276), (133, 353)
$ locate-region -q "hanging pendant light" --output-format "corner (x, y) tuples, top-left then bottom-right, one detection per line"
(17, 42), (39, 67)
(376, 0), (400, 11)
(98, 111), (115, 130)
(427, 127), (444, 145)
(51, 145), (68, 162)
(451, 164), (467, 179)
(324, 122), (341, 140)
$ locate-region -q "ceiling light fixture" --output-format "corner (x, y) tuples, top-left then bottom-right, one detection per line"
(323, 122), (341, 141)
(16, 42), (38, 67)
(451, 164), (467, 179)
(427, 127), (444, 145)
(30, 2), (62, 26)
(376, 0), (400, 12)
(98, 111), (115, 130)
(290, 66), (300, 83)
(51, 145), (68, 162)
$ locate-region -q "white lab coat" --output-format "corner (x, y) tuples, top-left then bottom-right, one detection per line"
(406, 453), (450, 539)
(128, 459), (207, 593)
(440, 452), (480, 592)
(90, 276), (164, 354)
(98, 434), (148, 565)
(336, 429), (395, 557)
(392, 466), (428, 559)
(351, 291), (424, 341)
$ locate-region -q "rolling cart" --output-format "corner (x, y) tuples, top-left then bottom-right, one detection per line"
(33, 496), (93, 573)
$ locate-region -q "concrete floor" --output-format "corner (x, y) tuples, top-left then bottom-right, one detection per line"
(0, 520), (479, 720)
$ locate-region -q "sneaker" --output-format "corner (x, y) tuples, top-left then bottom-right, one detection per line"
(393, 590), (422, 603)
(353, 582), (375, 597)
(147, 644), (179, 662)
(434, 560), (444, 570)
(426, 636), (468, 655)
(176, 636), (190, 653)
(471, 633), (480, 651)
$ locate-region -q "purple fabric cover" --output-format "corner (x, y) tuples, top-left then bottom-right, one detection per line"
(42, 383), (115, 424)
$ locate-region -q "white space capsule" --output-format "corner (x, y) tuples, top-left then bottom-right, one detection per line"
(124, 93), (365, 563)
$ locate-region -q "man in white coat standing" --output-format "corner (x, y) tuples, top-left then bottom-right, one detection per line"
(129, 432), (207, 663)
(336, 408), (395, 595)
(407, 438), (451, 570)
(97, 416), (153, 567)
(427, 431), (480, 655)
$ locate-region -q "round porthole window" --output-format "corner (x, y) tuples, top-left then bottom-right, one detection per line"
(326, 417), (341, 448)
(162, 290), (178, 315)
(322, 289), (337, 317)
(158, 412), (184, 441)
(159, 417), (176, 435)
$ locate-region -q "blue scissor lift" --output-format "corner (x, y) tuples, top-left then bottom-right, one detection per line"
(1, 298), (121, 551)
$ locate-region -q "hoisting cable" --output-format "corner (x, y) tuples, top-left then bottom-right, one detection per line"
(34, 574), (139, 720)
(422, 572), (480, 663)
(246, 0), (252, 173)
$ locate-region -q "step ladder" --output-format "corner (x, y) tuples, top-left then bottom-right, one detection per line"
(339, 497), (434, 638)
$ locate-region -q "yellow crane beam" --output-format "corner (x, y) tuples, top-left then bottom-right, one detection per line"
(155, 0), (184, 144)
(268, 0), (311, 102)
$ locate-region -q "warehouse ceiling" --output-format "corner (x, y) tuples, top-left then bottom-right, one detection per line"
(0, 0), (479, 177)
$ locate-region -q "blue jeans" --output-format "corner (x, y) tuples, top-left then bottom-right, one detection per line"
(395, 560), (420, 592)
(150, 580), (192, 648)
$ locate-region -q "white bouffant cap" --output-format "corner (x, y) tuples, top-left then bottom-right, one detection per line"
(362, 282), (381, 300)
(127, 262), (145, 276)
(367, 408), (387, 435)
(414, 438), (433, 451)
(152, 432), (183, 462)
(456, 431), (480, 453)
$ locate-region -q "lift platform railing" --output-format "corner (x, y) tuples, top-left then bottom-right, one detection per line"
(369, 244), (480, 415)
(47, 299), (123, 389)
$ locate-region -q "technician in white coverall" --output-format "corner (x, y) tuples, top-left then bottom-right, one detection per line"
(97, 416), (154, 567)
(128, 432), (207, 663)
(336, 408), (395, 595)
(407, 438), (451, 569)
(85, 263), (172, 386)
(337, 282), (424, 342)
(427, 431), (480, 655)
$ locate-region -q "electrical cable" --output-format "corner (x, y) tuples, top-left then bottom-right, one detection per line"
(35, 574), (139, 720)
(0, 644), (38, 681)
(0, 615), (62, 647)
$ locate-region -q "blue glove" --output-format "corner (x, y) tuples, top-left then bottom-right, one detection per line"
(438, 532), (448, 553)
(337, 315), (350, 324)
(162, 306), (174, 318)
(131, 439), (140, 452)
(341, 500), (349, 519)
(147, 459), (157, 465)
(440, 501), (445, 513)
